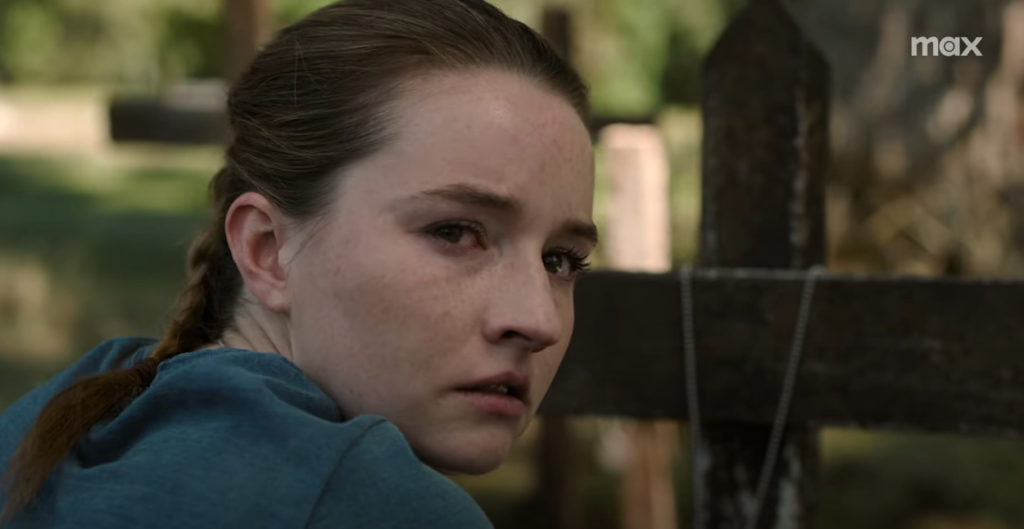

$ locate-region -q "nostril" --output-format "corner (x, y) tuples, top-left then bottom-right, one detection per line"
(500, 330), (521, 341)
(499, 330), (555, 353)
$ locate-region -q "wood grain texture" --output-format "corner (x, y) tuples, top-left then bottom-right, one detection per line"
(541, 269), (1024, 437)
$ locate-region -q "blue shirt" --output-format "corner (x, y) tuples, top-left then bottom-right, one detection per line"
(0, 337), (493, 528)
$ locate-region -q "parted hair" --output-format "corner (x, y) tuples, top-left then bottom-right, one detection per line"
(1, 0), (588, 521)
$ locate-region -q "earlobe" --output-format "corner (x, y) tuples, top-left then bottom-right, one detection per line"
(224, 192), (291, 313)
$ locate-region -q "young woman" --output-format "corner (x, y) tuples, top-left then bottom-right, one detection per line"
(0, 0), (596, 526)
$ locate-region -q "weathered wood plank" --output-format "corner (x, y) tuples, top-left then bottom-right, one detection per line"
(541, 269), (1024, 437)
(700, 0), (829, 271)
(698, 0), (830, 525)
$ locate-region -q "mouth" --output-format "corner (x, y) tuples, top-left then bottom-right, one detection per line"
(456, 373), (530, 418)
(461, 382), (524, 400)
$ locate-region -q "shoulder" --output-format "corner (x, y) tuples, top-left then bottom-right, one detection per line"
(146, 347), (343, 421)
(39, 349), (489, 528)
(309, 419), (493, 529)
(84, 347), (348, 466)
(29, 349), (356, 528)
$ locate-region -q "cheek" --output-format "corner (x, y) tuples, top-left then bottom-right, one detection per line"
(292, 224), (475, 368)
(288, 235), (463, 416)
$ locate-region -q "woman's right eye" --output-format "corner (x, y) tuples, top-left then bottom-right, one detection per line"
(426, 221), (485, 249)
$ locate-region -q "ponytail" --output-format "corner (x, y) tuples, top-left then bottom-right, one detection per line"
(1, 168), (242, 522)
(151, 209), (240, 360)
(0, 358), (158, 522)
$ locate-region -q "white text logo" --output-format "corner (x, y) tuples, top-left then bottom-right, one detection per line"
(911, 37), (983, 57)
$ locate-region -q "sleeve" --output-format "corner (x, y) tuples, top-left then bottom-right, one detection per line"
(306, 420), (494, 529)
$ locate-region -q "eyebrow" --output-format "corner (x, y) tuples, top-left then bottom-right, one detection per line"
(418, 183), (523, 214)
(558, 218), (600, 246)
(404, 183), (599, 246)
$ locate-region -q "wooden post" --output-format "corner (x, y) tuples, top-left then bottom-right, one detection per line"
(223, 0), (272, 82)
(536, 8), (581, 529)
(542, 8), (573, 61)
(536, 417), (581, 529)
(697, 0), (830, 527)
(600, 124), (677, 529)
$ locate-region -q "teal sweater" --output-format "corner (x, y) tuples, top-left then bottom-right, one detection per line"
(0, 338), (492, 528)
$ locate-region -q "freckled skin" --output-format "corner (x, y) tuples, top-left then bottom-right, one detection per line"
(282, 69), (595, 475)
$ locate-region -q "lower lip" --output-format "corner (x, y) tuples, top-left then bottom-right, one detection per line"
(458, 390), (526, 417)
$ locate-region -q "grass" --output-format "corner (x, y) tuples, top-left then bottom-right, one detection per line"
(0, 149), (214, 407)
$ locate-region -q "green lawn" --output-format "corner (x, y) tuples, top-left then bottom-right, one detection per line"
(0, 149), (215, 408)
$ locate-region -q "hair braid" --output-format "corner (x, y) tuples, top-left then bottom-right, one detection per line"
(1, 168), (243, 522)
(0, 357), (160, 522)
(152, 199), (240, 360)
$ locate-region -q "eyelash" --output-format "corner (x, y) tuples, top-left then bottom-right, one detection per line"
(548, 245), (592, 277)
(426, 221), (592, 279)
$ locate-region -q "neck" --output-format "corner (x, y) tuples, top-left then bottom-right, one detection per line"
(221, 293), (295, 362)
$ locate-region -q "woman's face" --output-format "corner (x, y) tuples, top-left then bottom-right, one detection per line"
(283, 69), (595, 474)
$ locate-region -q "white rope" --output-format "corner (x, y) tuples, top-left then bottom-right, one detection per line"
(681, 265), (824, 529)
(746, 264), (823, 529)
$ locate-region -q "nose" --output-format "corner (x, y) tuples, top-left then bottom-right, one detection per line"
(481, 259), (564, 353)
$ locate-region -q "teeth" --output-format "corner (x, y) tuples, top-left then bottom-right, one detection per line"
(479, 384), (510, 395)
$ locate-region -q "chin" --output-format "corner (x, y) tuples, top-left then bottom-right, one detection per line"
(415, 428), (514, 475)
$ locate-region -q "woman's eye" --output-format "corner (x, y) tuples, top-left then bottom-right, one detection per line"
(543, 254), (566, 275)
(543, 249), (591, 281)
(434, 225), (469, 244)
(427, 222), (485, 248)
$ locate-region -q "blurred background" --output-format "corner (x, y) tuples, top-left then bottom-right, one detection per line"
(1, 0), (1024, 528)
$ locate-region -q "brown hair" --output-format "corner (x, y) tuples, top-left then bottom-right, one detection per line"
(1, 0), (587, 521)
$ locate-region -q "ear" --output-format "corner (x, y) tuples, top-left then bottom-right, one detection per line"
(224, 192), (292, 313)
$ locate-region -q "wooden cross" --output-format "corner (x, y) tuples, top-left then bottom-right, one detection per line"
(541, 1), (1024, 528)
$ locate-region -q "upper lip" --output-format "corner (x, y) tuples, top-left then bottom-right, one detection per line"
(459, 371), (531, 404)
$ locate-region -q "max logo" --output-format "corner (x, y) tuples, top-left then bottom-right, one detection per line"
(911, 37), (983, 57)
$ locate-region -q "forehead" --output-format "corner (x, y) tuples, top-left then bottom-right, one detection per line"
(345, 69), (594, 214)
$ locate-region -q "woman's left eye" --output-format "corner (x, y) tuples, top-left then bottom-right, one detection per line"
(543, 248), (591, 281)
